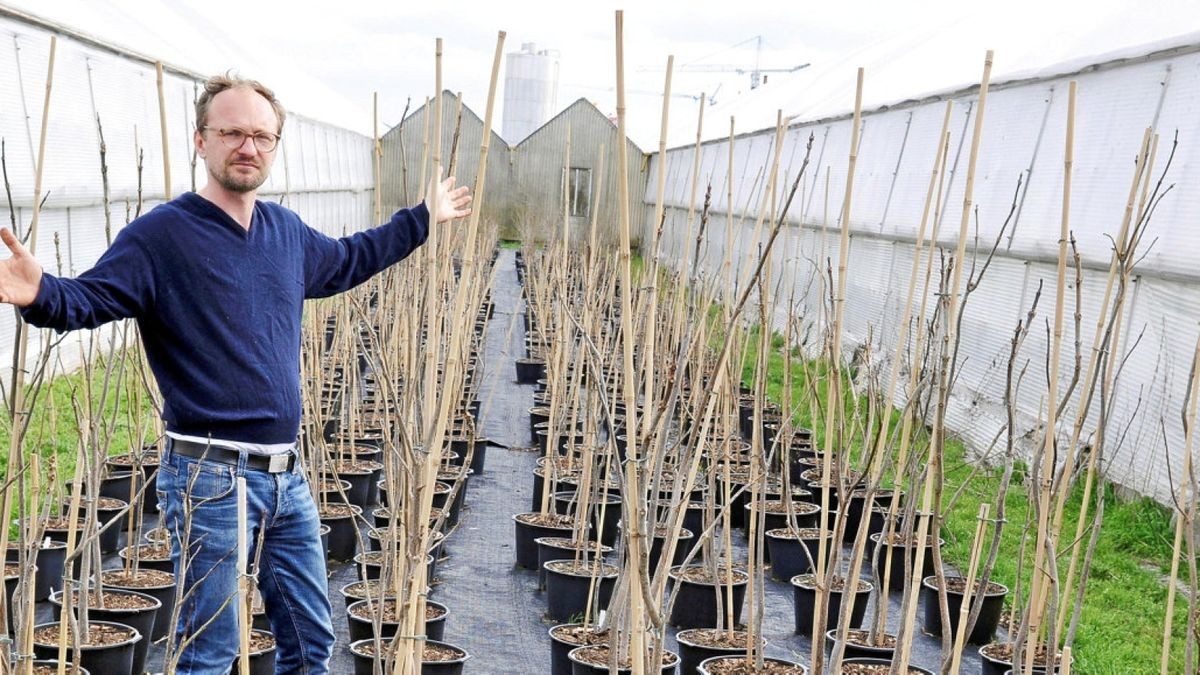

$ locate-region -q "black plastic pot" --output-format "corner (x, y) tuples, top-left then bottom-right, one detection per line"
(549, 624), (608, 675)
(921, 575), (1008, 645)
(346, 597), (400, 643)
(349, 638), (390, 675)
(824, 629), (897, 661)
(842, 657), (933, 674)
(647, 529), (694, 575)
(8, 540), (67, 601)
(513, 513), (575, 569)
(98, 471), (135, 505)
(698, 655), (807, 674)
(32, 620), (141, 675)
(667, 565), (748, 629)
(50, 588), (160, 675)
(979, 642), (1066, 675)
(332, 460), (384, 508)
(743, 500), (821, 537)
(544, 560), (618, 623)
(105, 451), (160, 513)
(318, 478), (353, 505)
(429, 482), (463, 528)
(869, 533), (945, 592)
(765, 528), (832, 582)
(676, 629), (759, 675)
(552, 491), (621, 548)
(568, 645), (678, 674)
(65, 497), (128, 554)
(319, 504), (363, 562)
(30, 662), (88, 675)
(230, 629), (277, 675)
(447, 436), (489, 476)
(117, 544), (174, 574)
(535, 537), (612, 589)
(420, 640), (470, 674)
(100, 567), (177, 641)
(842, 490), (902, 542)
(790, 574), (873, 637)
(515, 358), (546, 383)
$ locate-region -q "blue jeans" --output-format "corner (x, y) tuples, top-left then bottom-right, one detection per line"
(158, 441), (335, 675)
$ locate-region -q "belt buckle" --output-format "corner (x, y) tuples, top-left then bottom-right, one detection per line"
(268, 454), (290, 473)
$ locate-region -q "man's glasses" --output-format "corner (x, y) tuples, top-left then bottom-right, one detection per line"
(203, 127), (281, 153)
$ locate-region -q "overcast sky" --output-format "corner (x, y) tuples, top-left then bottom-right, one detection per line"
(7, 0), (1200, 148)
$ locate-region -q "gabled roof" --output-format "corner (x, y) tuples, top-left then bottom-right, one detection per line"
(514, 97), (645, 155)
(382, 90), (511, 152)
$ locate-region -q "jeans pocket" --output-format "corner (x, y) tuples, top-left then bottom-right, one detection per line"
(181, 460), (236, 504)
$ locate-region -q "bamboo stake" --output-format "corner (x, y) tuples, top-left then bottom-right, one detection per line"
(853, 100), (953, 649)
(373, 92), (382, 225)
(563, 122), (571, 263)
(1, 38), (54, 672)
(1023, 81), (1075, 675)
(948, 503), (991, 674)
(612, 11), (649, 673)
(156, 61), (171, 200)
(895, 50), (993, 671)
(812, 67), (864, 675)
(1161, 334), (1200, 674)
(236, 477), (251, 675)
(1053, 128), (1155, 635)
(398, 30), (504, 673)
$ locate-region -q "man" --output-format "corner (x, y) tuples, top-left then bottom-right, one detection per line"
(0, 74), (470, 674)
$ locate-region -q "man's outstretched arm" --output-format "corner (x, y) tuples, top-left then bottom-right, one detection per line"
(0, 226), (154, 331)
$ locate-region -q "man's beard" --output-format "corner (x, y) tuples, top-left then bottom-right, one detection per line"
(213, 161), (267, 193)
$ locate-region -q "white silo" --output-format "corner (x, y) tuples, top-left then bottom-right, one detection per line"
(502, 42), (560, 144)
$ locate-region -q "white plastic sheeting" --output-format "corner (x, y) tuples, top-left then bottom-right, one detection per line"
(647, 43), (1200, 505)
(0, 15), (374, 381)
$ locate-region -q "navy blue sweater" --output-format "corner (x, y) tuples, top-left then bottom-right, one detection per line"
(21, 192), (429, 444)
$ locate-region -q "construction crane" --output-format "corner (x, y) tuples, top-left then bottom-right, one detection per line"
(567, 83), (720, 106)
(640, 35), (809, 90)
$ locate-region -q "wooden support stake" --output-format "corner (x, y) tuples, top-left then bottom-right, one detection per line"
(949, 503), (991, 674)
(812, 67), (864, 675)
(1161, 334), (1200, 674)
(895, 50), (993, 672)
(1025, 79), (1075, 674)
(2, 38), (55, 672)
(236, 477), (251, 675)
(156, 62), (172, 200)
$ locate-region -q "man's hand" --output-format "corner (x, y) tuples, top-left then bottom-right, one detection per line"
(0, 228), (42, 307)
(425, 167), (472, 224)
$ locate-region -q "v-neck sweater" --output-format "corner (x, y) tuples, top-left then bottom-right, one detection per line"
(21, 192), (430, 444)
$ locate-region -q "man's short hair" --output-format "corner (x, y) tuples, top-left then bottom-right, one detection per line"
(195, 73), (287, 133)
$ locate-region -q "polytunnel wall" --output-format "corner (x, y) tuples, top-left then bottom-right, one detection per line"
(0, 10), (375, 376)
(647, 42), (1200, 505)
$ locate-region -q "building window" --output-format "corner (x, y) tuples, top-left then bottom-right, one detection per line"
(569, 167), (591, 218)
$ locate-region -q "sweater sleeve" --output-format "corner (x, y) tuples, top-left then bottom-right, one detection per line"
(19, 228), (155, 332)
(302, 202), (430, 299)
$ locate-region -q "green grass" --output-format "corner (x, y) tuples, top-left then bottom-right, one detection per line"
(731, 316), (1185, 672)
(0, 347), (156, 528)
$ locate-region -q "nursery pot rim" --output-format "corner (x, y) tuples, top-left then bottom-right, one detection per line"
(32, 619), (142, 651)
(667, 564), (749, 585)
(534, 536), (614, 555)
(567, 644), (679, 670)
(790, 573), (874, 593)
(543, 559), (620, 578)
(920, 574), (1009, 596)
(697, 654), (808, 674)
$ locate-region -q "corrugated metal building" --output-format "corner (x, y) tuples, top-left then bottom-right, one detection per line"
(380, 94), (647, 246)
